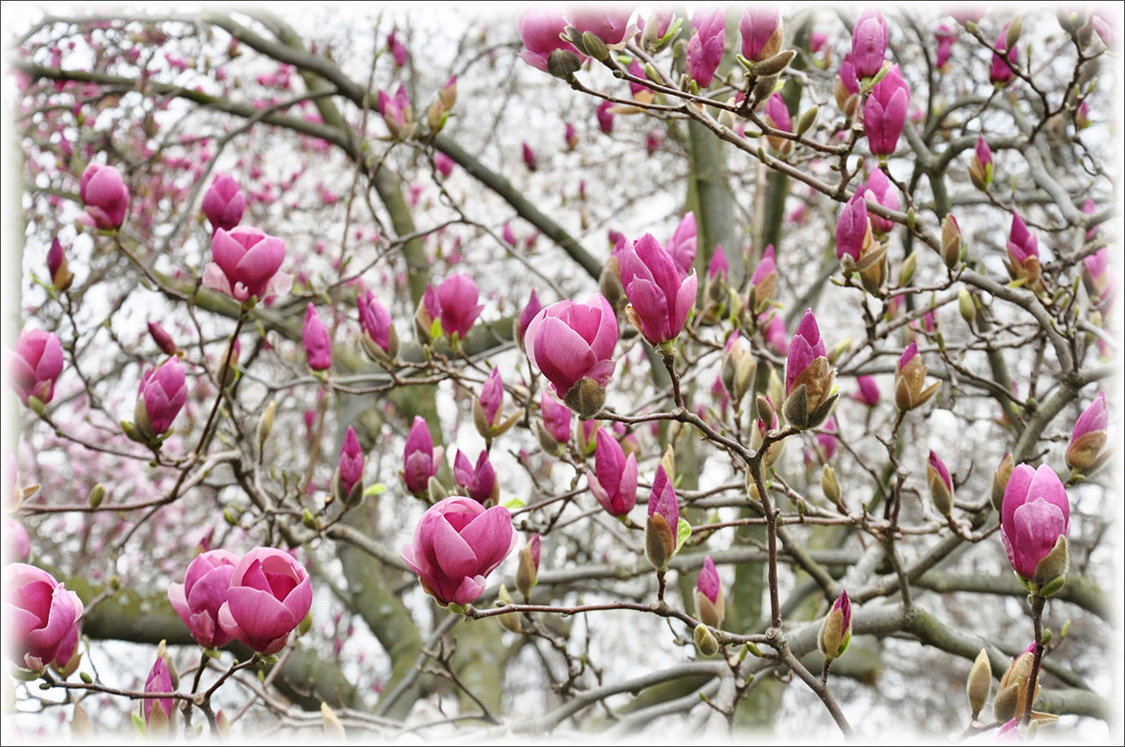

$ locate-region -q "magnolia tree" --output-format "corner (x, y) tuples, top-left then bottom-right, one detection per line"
(3, 3), (1122, 743)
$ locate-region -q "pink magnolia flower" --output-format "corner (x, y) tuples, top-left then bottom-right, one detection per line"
(201, 173), (245, 233)
(750, 245), (777, 306)
(762, 312), (789, 355)
(401, 496), (516, 606)
(4, 563), (84, 667)
(666, 212), (698, 279)
(864, 64), (909, 155)
(136, 357), (187, 438)
(1006, 212), (1040, 285)
(619, 234), (698, 345)
(740, 7), (783, 62)
(302, 303), (332, 371)
(518, 6), (585, 72)
(517, 289), (543, 351)
(969, 136), (993, 191)
(476, 367), (505, 435)
(378, 84), (413, 140)
(47, 237), (72, 290)
(707, 247), (729, 281)
(851, 7), (888, 79)
(1000, 464), (1069, 580)
(144, 657), (175, 725)
(853, 375), (880, 406)
(818, 590), (852, 660)
(1066, 392), (1108, 472)
(596, 99), (615, 134)
(564, 121), (578, 150)
(935, 24), (956, 69)
(525, 295), (618, 412)
(434, 151), (455, 177)
(168, 549), (240, 648)
(991, 23), (1018, 86)
(522, 142), (538, 171)
(337, 426), (364, 502)
(645, 465), (680, 571)
(836, 191), (869, 262)
(204, 227), (290, 302)
(10, 329), (64, 406)
(764, 92), (792, 153)
(217, 547), (312, 655)
(79, 163), (130, 230)
(5, 517), (30, 562)
(435, 274), (484, 340)
(540, 391), (573, 445)
(358, 290), (396, 360)
(454, 450), (498, 505)
(1083, 248), (1118, 313)
(386, 28), (408, 67)
(569, 6), (635, 46)
(784, 309), (835, 429)
(148, 320), (178, 355)
(402, 416), (440, 495)
(928, 449), (954, 516)
(695, 556), (724, 627)
(686, 6), (726, 88)
(864, 168), (899, 234)
(588, 427), (638, 516)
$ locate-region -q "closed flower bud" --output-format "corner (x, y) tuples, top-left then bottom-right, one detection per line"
(694, 557), (725, 628)
(645, 465), (679, 572)
(303, 303), (332, 371)
(402, 416), (440, 495)
(201, 174), (245, 233)
(168, 550), (240, 648)
(378, 85), (415, 140)
(358, 290), (397, 365)
(817, 590), (852, 661)
(496, 584), (521, 633)
(894, 341), (940, 411)
(694, 623), (720, 656)
(539, 392), (572, 451)
(966, 648), (992, 720)
(1005, 212), (1041, 287)
(991, 24), (1019, 87)
(256, 400), (276, 453)
(969, 137), (993, 192)
(958, 288), (977, 329)
(335, 426), (365, 506)
(740, 7), (783, 62)
(619, 234), (697, 346)
(822, 464), (841, 506)
(144, 656), (175, 729)
(994, 644), (1037, 723)
(864, 64), (910, 156)
(47, 238), (73, 291)
(453, 450), (499, 506)
(1065, 391), (1108, 473)
(588, 428), (638, 516)
(1000, 464), (1070, 592)
(783, 309), (837, 430)
(992, 453), (1016, 512)
(474, 367), (506, 439)
(851, 7), (888, 80)
(941, 214), (962, 268)
(516, 533), (540, 598)
(135, 357), (187, 441)
(147, 320), (178, 356)
(79, 163), (130, 230)
(517, 290), (543, 352)
(927, 450), (954, 517)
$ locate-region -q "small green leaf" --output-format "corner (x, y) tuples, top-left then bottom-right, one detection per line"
(502, 497), (526, 510)
(363, 483), (387, 497)
(675, 517), (692, 554)
(132, 712), (148, 739)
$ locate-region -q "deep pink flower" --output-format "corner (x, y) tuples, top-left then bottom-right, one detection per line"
(969, 136), (993, 190)
(378, 84), (413, 139)
(645, 465), (680, 571)
(454, 450), (498, 505)
(5, 517), (30, 562)
(435, 151), (455, 177)
(1006, 212), (1040, 285)
(836, 191), (869, 262)
(853, 375), (880, 406)
(303, 303), (332, 371)
(819, 590), (852, 659)
(338, 426), (364, 500)
(1066, 392), (1108, 472)
(525, 295), (618, 403)
(686, 6), (726, 88)
(47, 237), (71, 290)
(740, 7), (783, 62)
(519, 6), (583, 71)
(148, 320), (177, 355)
(1084, 248), (1118, 313)
(387, 28), (408, 67)
(403, 416), (439, 495)
(1000, 464), (1069, 580)
(522, 142), (538, 171)
(79, 163), (129, 230)
(588, 428), (638, 516)
(202, 173), (245, 232)
(864, 65), (909, 155)
(10, 329), (64, 406)
(358, 290), (395, 358)
(540, 391), (573, 445)
(434, 274), (484, 340)
(401, 496), (516, 606)
(750, 245), (777, 304)
(596, 99), (615, 134)
(217, 548), (312, 655)
(665, 212), (698, 279)
(851, 7), (888, 79)
(4, 563), (84, 667)
(784, 309), (833, 428)
(167, 549), (239, 648)
(695, 555), (725, 627)
(928, 449), (954, 515)
(762, 312), (788, 355)
(204, 227), (290, 302)
(764, 92), (792, 154)
(991, 24), (1018, 86)
(137, 357), (187, 437)
(935, 24), (956, 68)
(697, 556), (721, 604)
(864, 168), (899, 234)
(517, 289), (543, 351)
(619, 234), (698, 345)
(144, 657), (174, 725)
(569, 6), (635, 46)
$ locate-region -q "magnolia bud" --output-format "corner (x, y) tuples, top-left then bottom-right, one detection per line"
(966, 648), (992, 720)
(992, 453), (1015, 512)
(516, 534), (540, 599)
(958, 288), (977, 329)
(547, 49), (582, 80)
(822, 464), (840, 506)
(796, 105), (818, 136)
(88, 483), (105, 509)
(694, 624), (720, 656)
(941, 215), (963, 269)
(496, 585), (521, 633)
(563, 377), (606, 420)
(257, 400), (276, 453)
